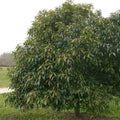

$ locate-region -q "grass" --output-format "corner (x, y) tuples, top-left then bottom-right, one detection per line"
(0, 67), (10, 87)
(102, 100), (120, 118)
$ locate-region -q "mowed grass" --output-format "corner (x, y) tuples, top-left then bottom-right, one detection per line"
(0, 67), (10, 87)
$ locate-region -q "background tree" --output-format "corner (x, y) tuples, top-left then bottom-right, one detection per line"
(7, 1), (120, 117)
(0, 53), (14, 67)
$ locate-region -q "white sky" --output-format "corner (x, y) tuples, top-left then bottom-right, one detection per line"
(0, 0), (120, 55)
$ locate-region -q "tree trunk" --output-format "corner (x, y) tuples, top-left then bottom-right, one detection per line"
(75, 109), (80, 117)
(74, 101), (80, 117)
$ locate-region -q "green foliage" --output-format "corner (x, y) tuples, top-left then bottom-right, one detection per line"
(0, 94), (61, 120)
(93, 17), (120, 96)
(110, 10), (120, 26)
(1, 94), (120, 120)
(7, 1), (120, 116)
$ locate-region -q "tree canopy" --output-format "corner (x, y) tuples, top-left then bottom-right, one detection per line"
(7, 1), (120, 116)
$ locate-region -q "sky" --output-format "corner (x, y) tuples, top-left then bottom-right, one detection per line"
(0, 0), (120, 55)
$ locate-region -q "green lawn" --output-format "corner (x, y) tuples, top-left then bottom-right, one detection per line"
(0, 67), (10, 87)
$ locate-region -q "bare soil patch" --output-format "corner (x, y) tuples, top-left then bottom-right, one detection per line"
(64, 112), (120, 120)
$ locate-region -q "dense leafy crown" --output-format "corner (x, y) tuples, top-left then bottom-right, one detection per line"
(8, 1), (120, 114)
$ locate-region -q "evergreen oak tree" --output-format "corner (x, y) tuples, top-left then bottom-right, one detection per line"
(7, 1), (120, 116)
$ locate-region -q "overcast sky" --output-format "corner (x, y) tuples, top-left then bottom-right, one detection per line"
(0, 0), (120, 55)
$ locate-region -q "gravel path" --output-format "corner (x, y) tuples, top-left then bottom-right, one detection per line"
(0, 87), (14, 94)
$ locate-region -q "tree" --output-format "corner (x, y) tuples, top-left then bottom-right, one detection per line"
(0, 53), (14, 66)
(7, 1), (120, 117)
(97, 12), (120, 96)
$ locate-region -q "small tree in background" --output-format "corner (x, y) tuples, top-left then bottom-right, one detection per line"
(7, 1), (120, 117)
(0, 53), (14, 67)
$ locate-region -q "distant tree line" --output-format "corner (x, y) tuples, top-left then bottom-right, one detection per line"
(0, 53), (15, 67)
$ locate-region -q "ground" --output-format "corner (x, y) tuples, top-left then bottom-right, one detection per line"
(64, 112), (120, 120)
